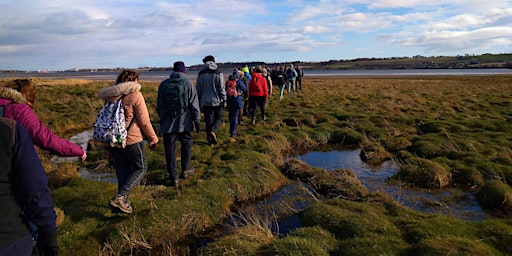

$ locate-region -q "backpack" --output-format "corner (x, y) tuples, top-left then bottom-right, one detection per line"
(93, 95), (134, 148)
(286, 68), (296, 79)
(226, 79), (239, 97)
(162, 78), (188, 117)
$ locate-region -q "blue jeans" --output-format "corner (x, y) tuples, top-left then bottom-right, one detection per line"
(163, 132), (193, 180)
(228, 107), (240, 137)
(108, 142), (147, 196)
(202, 106), (223, 134)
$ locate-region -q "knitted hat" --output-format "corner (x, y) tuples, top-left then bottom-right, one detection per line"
(173, 61), (186, 73)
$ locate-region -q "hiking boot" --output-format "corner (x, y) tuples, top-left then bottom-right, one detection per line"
(262, 115), (267, 121)
(210, 132), (218, 144)
(229, 137), (238, 143)
(183, 168), (195, 178)
(250, 118), (256, 125)
(168, 179), (179, 188)
(109, 195), (133, 214)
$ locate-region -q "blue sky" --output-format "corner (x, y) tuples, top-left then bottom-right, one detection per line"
(1, 0), (511, 71)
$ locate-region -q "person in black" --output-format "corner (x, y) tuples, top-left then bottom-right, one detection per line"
(0, 117), (59, 256)
(295, 65), (304, 91)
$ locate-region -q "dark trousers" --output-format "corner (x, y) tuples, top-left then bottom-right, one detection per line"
(0, 233), (33, 256)
(108, 142), (147, 196)
(249, 96), (266, 119)
(202, 106), (223, 134)
(163, 132), (193, 180)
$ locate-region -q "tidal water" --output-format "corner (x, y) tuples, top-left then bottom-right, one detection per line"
(1, 68), (511, 81)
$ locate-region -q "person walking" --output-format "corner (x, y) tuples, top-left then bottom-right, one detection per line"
(225, 73), (247, 141)
(0, 117), (59, 256)
(285, 64), (298, 95)
(248, 68), (269, 125)
(295, 65), (304, 91)
(275, 66), (287, 100)
(156, 61), (201, 187)
(196, 55), (226, 146)
(0, 79), (87, 161)
(98, 69), (159, 214)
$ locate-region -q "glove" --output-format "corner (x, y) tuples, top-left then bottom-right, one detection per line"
(194, 121), (201, 133)
(36, 229), (59, 256)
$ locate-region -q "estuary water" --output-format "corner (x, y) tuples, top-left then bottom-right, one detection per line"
(1, 68), (510, 81)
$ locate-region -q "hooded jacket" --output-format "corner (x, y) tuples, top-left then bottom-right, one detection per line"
(98, 81), (158, 146)
(0, 87), (84, 157)
(156, 72), (201, 133)
(248, 72), (269, 98)
(196, 61), (226, 107)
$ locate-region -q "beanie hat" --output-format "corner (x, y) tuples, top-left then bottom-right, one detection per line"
(202, 55), (215, 63)
(173, 61), (186, 73)
(242, 66), (249, 73)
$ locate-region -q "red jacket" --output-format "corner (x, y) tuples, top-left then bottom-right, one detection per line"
(248, 72), (269, 98)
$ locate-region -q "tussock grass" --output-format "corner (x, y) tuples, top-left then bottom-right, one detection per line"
(5, 75), (512, 255)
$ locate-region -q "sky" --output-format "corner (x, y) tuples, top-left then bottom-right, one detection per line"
(1, 0), (511, 71)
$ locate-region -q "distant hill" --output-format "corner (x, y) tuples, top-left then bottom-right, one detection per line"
(151, 53), (512, 71)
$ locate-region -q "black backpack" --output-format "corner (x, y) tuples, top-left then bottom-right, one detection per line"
(163, 78), (188, 117)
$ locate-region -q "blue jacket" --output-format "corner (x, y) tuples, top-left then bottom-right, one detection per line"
(0, 118), (57, 254)
(156, 72), (201, 133)
(227, 77), (247, 110)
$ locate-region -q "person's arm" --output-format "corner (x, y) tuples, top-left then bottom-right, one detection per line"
(9, 104), (84, 158)
(11, 123), (59, 255)
(133, 92), (159, 147)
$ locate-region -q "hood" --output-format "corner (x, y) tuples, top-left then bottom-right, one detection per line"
(0, 87), (31, 106)
(98, 81), (141, 100)
(203, 61), (218, 71)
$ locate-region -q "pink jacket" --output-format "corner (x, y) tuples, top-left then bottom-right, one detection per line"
(0, 87), (84, 157)
(98, 81), (158, 146)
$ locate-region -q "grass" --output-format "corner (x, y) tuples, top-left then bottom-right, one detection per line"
(2, 75), (512, 255)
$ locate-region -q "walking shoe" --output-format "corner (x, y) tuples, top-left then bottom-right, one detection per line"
(168, 179), (179, 188)
(262, 115), (267, 121)
(109, 195), (133, 214)
(183, 168), (195, 178)
(250, 118), (256, 125)
(210, 132), (218, 144)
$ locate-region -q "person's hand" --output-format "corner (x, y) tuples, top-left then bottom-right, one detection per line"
(223, 101), (227, 108)
(149, 142), (158, 150)
(81, 152), (87, 162)
(194, 121), (201, 133)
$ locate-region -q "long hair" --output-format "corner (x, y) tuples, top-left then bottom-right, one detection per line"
(4, 79), (37, 106)
(116, 69), (139, 84)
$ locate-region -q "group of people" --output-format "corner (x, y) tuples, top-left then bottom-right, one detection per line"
(0, 55), (305, 255)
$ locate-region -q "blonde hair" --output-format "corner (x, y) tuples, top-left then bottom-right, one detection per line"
(3, 79), (36, 106)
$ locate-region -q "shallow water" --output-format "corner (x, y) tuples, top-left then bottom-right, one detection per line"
(295, 149), (492, 221)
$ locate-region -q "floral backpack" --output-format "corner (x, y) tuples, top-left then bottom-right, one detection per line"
(93, 95), (134, 148)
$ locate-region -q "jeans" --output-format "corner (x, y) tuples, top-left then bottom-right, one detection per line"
(202, 106), (223, 134)
(108, 141), (147, 196)
(228, 107), (241, 137)
(286, 80), (296, 94)
(163, 132), (193, 180)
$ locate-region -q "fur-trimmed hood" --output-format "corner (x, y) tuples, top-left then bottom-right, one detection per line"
(0, 87), (31, 106)
(98, 81), (141, 100)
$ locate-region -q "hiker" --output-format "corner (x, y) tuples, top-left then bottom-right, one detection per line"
(0, 79), (87, 161)
(248, 68), (269, 125)
(226, 73), (247, 141)
(156, 61), (201, 187)
(275, 66), (286, 100)
(0, 117), (59, 256)
(98, 69), (159, 214)
(285, 64), (298, 95)
(196, 55), (226, 146)
(295, 65), (304, 91)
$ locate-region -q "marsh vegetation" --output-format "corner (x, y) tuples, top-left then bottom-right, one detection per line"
(3, 75), (512, 255)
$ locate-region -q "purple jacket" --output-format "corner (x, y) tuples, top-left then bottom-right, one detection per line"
(0, 89), (84, 157)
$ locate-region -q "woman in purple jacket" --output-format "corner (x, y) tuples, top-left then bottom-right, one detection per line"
(0, 79), (86, 161)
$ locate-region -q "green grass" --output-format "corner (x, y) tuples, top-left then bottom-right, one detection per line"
(3, 75), (512, 255)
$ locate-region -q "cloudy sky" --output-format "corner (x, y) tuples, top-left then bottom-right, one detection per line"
(1, 0), (511, 71)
